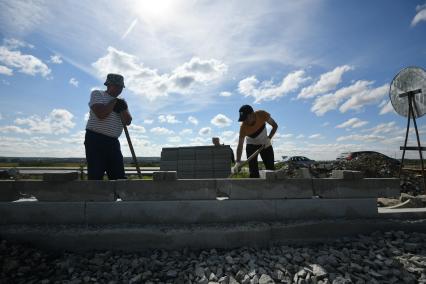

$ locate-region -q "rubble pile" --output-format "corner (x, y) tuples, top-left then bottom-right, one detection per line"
(2, 230), (426, 283)
(332, 154), (400, 178)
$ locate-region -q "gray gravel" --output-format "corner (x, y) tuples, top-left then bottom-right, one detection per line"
(1, 230), (426, 283)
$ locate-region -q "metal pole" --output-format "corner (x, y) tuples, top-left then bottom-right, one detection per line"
(399, 97), (411, 178)
(120, 113), (142, 179)
(411, 98), (426, 192)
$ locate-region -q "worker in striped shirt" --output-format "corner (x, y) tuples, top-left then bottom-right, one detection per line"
(84, 73), (132, 180)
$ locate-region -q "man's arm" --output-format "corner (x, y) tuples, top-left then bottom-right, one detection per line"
(267, 117), (278, 139)
(91, 99), (117, 119)
(120, 110), (132, 126)
(236, 135), (245, 162)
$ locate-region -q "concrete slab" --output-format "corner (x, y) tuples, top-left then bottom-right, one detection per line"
(115, 179), (217, 200)
(312, 178), (400, 198)
(275, 198), (378, 220)
(13, 180), (115, 202)
(0, 202), (85, 225)
(379, 207), (426, 219)
(85, 200), (277, 225)
(2, 219), (426, 251)
(0, 181), (20, 201)
(331, 170), (364, 180)
(216, 179), (313, 199)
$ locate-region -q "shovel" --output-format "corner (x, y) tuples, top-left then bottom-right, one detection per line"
(229, 144), (266, 177)
(120, 113), (142, 179)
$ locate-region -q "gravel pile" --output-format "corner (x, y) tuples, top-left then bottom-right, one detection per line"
(1, 230), (426, 284)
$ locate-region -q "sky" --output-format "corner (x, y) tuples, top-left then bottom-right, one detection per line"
(0, 0), (426, 160)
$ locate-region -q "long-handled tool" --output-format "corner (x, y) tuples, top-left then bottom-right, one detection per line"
(120, 113), (142, 179)
(229, 144), (266, 177)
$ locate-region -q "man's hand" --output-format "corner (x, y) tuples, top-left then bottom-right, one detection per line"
(232, 161), (243, 174)
(264, 137), (272, 148)
(113, 98), (128, 113)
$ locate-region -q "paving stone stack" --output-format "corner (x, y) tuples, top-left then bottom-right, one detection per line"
(160, 146), (232, 179)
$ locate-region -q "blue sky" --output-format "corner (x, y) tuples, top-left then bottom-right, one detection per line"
(0, 0), (426, 160)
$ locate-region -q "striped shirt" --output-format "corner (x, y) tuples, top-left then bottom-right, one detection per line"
(239, 110), (270, 145)
(85, 90), (123, 138)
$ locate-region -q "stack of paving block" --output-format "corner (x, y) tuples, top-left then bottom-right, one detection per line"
(160, 146), (232, 179)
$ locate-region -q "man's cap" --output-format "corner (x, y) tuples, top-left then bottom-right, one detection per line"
(238, 105), (254, 122)
(104, 73), (125, 88)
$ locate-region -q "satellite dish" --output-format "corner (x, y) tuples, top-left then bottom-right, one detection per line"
(389, 66), (426, 118)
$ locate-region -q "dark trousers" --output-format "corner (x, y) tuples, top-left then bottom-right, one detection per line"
(84, 130), (125, 180)
(246, 144), (275, 178)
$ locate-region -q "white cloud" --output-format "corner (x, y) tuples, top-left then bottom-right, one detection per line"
(199, 127), (211, 136)
(84, 112), (90, 121)
(309, 133), (323, 139)
(50, 55), (63, 64)
(69, 77), (79, 87)
(298, 65), (353, 99)
(10, 109), (75, 135)
(362, 122), (399, 135)
(0, 113), (2, 120)
(180, 128), (193, 136)
(219, 91), (232, 97)
(336, 118), (368, 129)
(296, 134), (305, 139)
(411, 4), (426, 27)
(168, 136), (182, 143)
(311, 80), (388, 116)
(92, 47), (227, 100)
(211, 114), (232, 128)
(0, 65), (13, 76)
(187, 116), (199, 125)
(150, 127), (174, 135)
(143, 119), (154, 124)
(3, 38), (33, 49)
(128, 124), (146, 134)
(339, 84), (388, 113)
(379, 101), (395, 115)
(158, 114), (181, 124)
(238, 70), (309, 103)
(222, 130), (234, 137)
(0, 43), (51, 77)
(322, 122), (330, 127)
(0, 125), (31, 134)
(336, 134), (385, 142)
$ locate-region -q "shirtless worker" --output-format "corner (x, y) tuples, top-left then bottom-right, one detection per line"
(233, 105), (278, 178)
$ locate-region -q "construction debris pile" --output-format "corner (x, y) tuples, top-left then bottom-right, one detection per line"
(1, 230), (426, 283)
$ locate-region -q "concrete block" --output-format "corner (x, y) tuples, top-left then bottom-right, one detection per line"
(178, 148), (195, 160)
(14, 180), (115, 202)
(313, 178), (400, 198)
(214, 171), (231, 178)
(195, 171), (215, 179)
(213, 160), (231, 170)
(331, 170), (364, 180)
(85, 200), (277, 225)
(216, 179), (313, 199)
(195, 159), (214, 171)
(161, 148), (178, 161)
(259, 170), (276, 180)
(0, 202), (85, 225)
(115, 179), (217, 200)
(0, 181), (20, 201)
(213, 146), (232, 158)
(178, 172), (195, 179)
(160, 161), (178, 171)
(294, 168), (312, 179)
(275, 170), (288, 180)
(178, 160), (195, 171)
(195, 148), (213, 160)
(153, 171), (177, 181)
(274, 198), (378, 220)
(42, 172), (79, 182)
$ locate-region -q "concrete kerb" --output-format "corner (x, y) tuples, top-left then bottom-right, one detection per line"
(2, 219), (426, 251)
(0, 198), (378, 225)
(312, 178), (400, 199)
